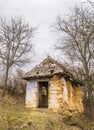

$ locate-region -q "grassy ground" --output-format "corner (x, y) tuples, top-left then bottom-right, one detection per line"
(0, 91), (94, 130)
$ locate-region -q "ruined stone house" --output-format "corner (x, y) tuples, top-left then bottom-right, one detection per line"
(23, 56), (83, 112)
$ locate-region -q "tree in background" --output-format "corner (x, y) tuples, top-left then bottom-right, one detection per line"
(8, 69), (26, 102)
(0, 17), (34, 96)
(55, 5), (94, 120)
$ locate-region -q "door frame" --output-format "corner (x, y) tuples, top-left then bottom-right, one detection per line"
(37, 80), (49, 108)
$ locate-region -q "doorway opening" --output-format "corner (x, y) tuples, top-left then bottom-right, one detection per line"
(38, 81), (48, 108)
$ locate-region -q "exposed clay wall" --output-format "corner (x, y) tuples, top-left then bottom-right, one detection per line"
(49, 75), (83, 112)
(49, 76), (63, 110)
(25, 80), (37, 108)
(65, 80), (84, 112)
(25, 76), (83, 112)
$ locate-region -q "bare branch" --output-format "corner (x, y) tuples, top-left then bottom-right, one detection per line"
(54, 5), (94, 120)
(0, 17), (35, 96)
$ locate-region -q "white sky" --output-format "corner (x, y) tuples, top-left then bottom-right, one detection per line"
(0, 0), (84, 70)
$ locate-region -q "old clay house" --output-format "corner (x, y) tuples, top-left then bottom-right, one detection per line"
(23, 56), (83, 112)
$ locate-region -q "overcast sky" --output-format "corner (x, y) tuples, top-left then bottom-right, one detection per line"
(0, 0), (84, 70)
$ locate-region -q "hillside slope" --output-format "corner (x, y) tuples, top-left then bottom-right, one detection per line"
(0, 90), (94, 130)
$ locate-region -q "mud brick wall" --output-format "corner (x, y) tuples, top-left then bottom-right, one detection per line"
(25, 76), (83, 112)
(25, 80), (37, 108)
(49, 76), (64, 110)
(49, 75), (83, 112)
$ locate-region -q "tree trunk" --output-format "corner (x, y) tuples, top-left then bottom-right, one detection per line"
(84, 64), (94, 120)
(2, 67), (9, 97)
(86, 80), (94, 120)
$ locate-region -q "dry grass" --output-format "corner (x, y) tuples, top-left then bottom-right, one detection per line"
(0, 89), (94, 130)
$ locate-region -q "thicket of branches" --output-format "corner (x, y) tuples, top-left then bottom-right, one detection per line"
(55, 3), (94, 120)
(7, 69), (26, 102)
(0, 17), (34, 96)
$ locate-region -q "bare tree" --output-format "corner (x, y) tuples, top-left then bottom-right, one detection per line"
(0, 17), (34, 96)
(55, 6), (94, 120)
(87, 0), (94, 7)
(7, 69), (26, 101)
